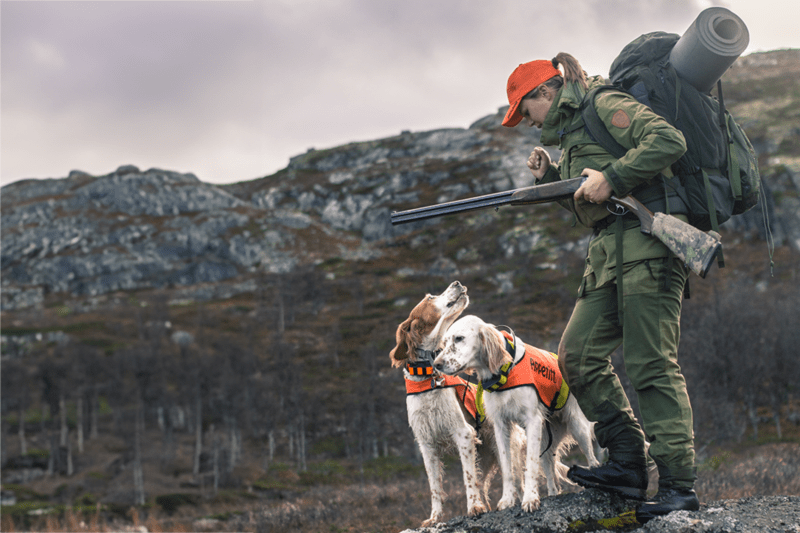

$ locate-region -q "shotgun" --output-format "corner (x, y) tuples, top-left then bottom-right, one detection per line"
(390, 177), (722, 278)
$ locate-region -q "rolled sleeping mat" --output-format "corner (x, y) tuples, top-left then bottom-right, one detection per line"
(669, 7), (750, 93)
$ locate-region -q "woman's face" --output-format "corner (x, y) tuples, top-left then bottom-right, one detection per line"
(519, 86), (555, 129)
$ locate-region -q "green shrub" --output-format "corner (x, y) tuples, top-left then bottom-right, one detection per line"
(154, 493), (200, 514)
(77, 493), (97, 506)
(311, 436), (346, 457)
(0, 484), (47, 501)
(362, 456), (422, 481)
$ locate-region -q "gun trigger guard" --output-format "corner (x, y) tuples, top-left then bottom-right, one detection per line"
(607, 203), (628, 216)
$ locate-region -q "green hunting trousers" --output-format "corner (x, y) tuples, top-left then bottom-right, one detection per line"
(558, 256), (696, 489)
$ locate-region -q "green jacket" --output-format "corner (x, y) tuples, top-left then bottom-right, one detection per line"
(537, 76), (688, 286)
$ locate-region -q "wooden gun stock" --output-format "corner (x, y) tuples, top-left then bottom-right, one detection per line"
(612, 195), (721, 278)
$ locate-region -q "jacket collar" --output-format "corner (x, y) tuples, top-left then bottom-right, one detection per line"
(540, 75), (606, 148)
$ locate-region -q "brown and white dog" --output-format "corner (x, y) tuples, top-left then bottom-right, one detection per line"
(434, 314), (601, 512)
(390, 281), (522, 526)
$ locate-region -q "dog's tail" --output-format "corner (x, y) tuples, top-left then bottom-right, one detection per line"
(556, 460), (576, 488)
(482, 463), (499, 511)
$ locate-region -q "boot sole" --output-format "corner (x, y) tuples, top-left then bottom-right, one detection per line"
(636, 497), (700, 523)
(567, 471), (647, 501)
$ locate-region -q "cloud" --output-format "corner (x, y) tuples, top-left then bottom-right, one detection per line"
(1, 0), (796, 186)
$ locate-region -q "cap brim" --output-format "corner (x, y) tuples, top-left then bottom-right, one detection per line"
(502, 101), (523, 127)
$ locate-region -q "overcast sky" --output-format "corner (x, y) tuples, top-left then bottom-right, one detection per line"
(2, 0), (799, 187)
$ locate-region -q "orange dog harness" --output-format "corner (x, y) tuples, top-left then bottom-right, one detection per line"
(481, 331), (570, 412)
(405, 363), (481, 422)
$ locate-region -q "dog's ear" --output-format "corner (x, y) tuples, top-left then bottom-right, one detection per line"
(389, 318), (413, 367)
(480, 325), (508, 375)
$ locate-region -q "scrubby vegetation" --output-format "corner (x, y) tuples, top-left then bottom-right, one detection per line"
(2, 238), (799, 532)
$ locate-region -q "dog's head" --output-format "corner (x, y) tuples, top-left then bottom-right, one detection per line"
(434, 315), (512, 381)
(389, 281), (469, 368)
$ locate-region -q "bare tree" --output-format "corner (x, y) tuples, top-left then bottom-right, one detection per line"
(76, 393), (84, 454)
(1, 360), (29, 461)
(133, 398), (145, 506)
(2, 361), (30, 456)
(90, 384), (100, 440)
(193, 389), (203, 477)
(212, 426), (220, 496)
(681, 279), (800, 443)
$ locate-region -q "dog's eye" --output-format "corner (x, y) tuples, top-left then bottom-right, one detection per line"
(454, 335), (464, 343)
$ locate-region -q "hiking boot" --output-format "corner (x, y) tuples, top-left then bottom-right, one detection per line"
(635, 486), (700, 523)
(567, 460), (648, 500)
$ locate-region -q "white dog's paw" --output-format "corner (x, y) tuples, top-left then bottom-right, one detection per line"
(468, 501), (487, 516)
(421, 510), (444, 527)
(497, 496), (516, 511)
(521, 497), (541, 512)
(421, 516), (441, 527)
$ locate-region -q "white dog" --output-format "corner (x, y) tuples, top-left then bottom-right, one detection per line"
(390, 282), (523, 525)
(434, 314), (600, 512)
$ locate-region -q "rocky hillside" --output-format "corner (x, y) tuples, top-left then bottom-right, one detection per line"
(3, 50), (798, 313)
(0, 115), (555, 311)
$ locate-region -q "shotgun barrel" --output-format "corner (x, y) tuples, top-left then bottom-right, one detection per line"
(390, 189), (516, 225)
(390, 177), (584, 225)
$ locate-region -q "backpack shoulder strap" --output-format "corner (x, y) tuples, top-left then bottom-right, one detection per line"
(580, 86), (628, 159)
(580, 85), (690, 217)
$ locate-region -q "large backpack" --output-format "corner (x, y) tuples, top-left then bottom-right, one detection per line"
(580, 32), (761, 234)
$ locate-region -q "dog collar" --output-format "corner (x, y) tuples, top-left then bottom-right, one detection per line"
(480, 360), (514, 391)
(405, 347), (440, 376)
(406, 360), (435, 376)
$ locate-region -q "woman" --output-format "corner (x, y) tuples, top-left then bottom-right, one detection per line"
(501, 53), (699, 523)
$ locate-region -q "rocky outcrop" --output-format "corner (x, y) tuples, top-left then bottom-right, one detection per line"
(1, 166), (301, 309)
(0, 111), (547, 311)
(398, 491), (800, 533)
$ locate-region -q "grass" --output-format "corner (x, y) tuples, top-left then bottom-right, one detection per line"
(1, 321), (108, 337)
(2, 438), (798, 532)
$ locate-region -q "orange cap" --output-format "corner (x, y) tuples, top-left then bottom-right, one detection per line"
(502, 60), (561, 127)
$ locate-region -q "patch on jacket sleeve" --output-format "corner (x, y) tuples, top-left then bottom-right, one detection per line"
(611, 109), (631, 129)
